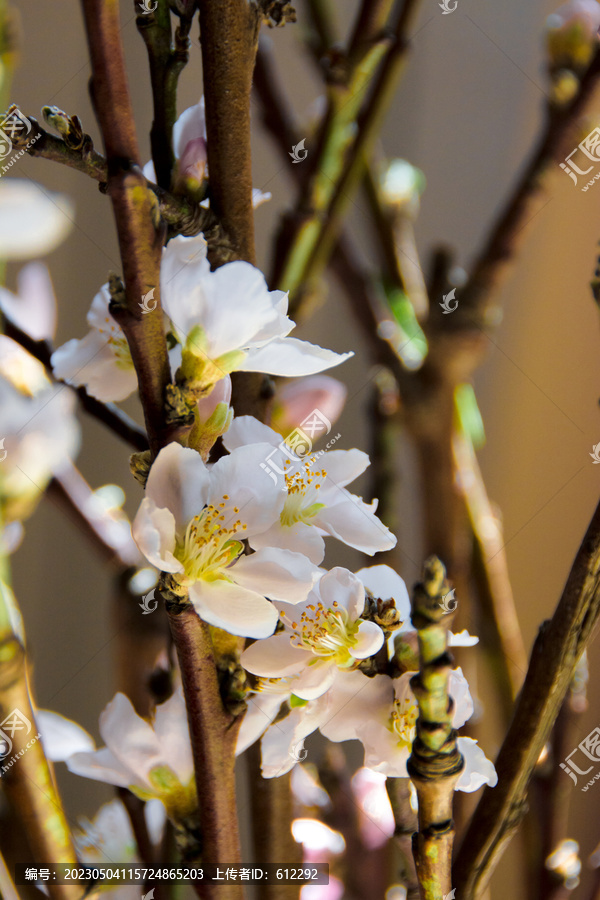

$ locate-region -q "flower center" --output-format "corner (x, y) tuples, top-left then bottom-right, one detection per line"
(281, 458), (326, 527)
(175, 498), (247, 584)
(281, 601), (359, 668)
(98, 317), (133, 370)
(390, 697), (418, 750)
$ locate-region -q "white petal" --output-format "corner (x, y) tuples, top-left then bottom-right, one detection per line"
(352, 621), (385, 660)
(208, 444), (285, 534)
(173, 97), (206, 157)
(292, 660), (337, 700)
(37, 710), (95, 761)
(319, 671), (394, 743)
(317, 567), (365, 619)
(241, 633), (312, 678)
(67, 746), (134, 788)
(223, 415), (279, 452)
(145, 442), (211, 534)
(132, 498), (181, 573)
(456, 737), (498, 792)
(449, 629), (479, 647)
(99, 694), (164, 786)
(316, 449), (369, 487)
(315, 498), (396, 555)
(0, 263), (57, 341)
(356, 565), (411, 620)
(261, 705), (325, 778)
(241, 337), (353, 377)
(250, 521), (326, 566)
(449, 668), (474, 729)
(236, 692), (287, 755)
(145, 799), (167, 846)
(51, 332), (137, 402)
(152, 690), (193, 784)
(188, 579), (278, 639)
(359, 720), (410, 778)
(233, 548), (319, 603)
(0, 180), (73, 258)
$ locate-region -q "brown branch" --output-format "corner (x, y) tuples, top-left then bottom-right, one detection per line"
(453, 497), (600, 899)
(165, 600), (243, 899)
(454, 50), (600, 325)
(386, 778), (420, 900)
(81, 0), (175, 460)
(198, 0), (261, 265)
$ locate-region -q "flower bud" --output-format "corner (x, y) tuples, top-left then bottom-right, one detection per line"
(271, 375), (346, 436)
(546, 0), (600, 72)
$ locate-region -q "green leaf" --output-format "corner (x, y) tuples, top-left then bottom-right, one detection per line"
(454, 383), (486, 449)
(290, 694), (309, 708)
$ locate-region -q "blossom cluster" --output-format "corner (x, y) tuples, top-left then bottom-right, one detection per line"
(0, 98), (497, 877)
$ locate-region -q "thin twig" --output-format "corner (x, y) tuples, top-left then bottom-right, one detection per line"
(3, 319), (149, 451)
(453, 497), (600, 899)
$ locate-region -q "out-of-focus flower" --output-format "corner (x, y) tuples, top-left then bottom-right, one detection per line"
(546, 0), (600, 71)
(73, 799), (166, 899)
(0, 179), (73, 259)
(350, 768), (395, 849)
(271, 376), (347, 437)
(292, 818), (345, 859)
(242, 568), (385, 700)
(132, 441), (320, 638)
(45, 689), (196, 821)
(380, 159), (425, 217)
(0, 337), (80, 525)
(224, 417), (395, 564)
(546, 838), (581, 889)
(0, 262), (57, 342)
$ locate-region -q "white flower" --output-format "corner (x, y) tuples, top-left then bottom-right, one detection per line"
(51, 285), (138, 402)
(73, 799), (166, 899)
(320, 668), (497, 792)
(0, 338), (80, 523)
(52, 233), (350, 403)
(224, 417), (396, 563)
(0, 262), (57, 342)
(242, 568), (384, 700)
(132, 441), (320, 638)
(162, 234), (352, 393)
(0, 179), (73, 259)
(62, 690), (196, 819)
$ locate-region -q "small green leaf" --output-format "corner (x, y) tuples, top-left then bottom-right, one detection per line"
(290, 694), (308, 708)
(454, 383), (486, 449)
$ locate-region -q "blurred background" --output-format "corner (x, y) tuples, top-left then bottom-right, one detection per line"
(3, 0), (600, 897)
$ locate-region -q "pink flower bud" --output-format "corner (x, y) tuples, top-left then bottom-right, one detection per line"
(178, 136), (208, 187)
(272, 375), (346, 436)
(196, 375), (232, 424)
